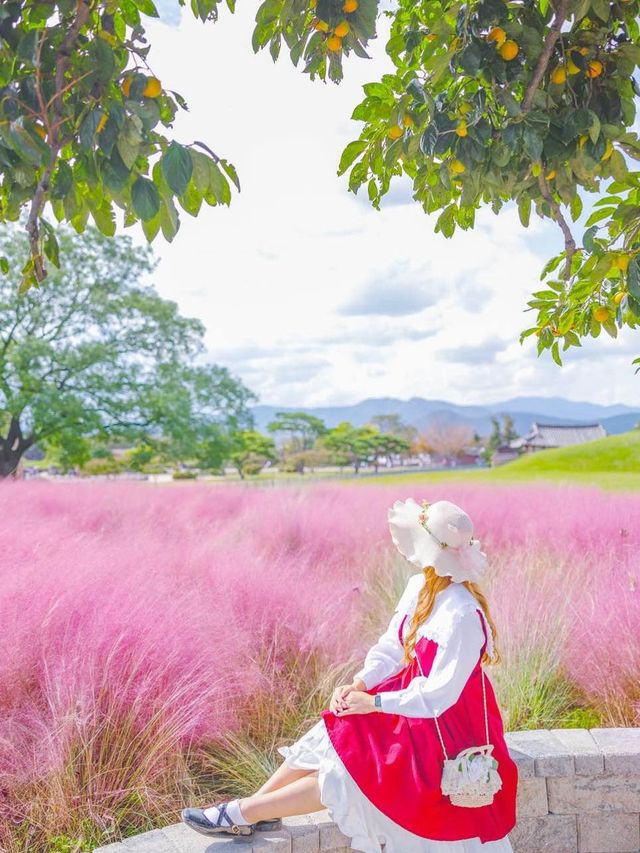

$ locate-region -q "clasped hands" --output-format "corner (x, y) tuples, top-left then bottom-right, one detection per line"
(329, 679), (380, 716)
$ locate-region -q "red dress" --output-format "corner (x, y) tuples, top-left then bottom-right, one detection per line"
(320, 605), (518, 844)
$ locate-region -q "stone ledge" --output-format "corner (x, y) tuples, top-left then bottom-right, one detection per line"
(93, 728), (640, 853)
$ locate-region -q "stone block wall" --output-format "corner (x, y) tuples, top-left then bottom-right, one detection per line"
(94, 727), (640, 853)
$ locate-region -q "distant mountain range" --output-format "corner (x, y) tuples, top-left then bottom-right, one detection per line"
(249, 396), (640, 437)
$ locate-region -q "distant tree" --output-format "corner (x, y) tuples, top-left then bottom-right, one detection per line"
(228, 430), (277, 479)
(369, 413), (418, 447)
(502, 413), (519, 444)
(278, 446), (335, 474)
(487, 413), (520, 451)
(363, 431), (411, 472)
(0, 225), (256, 477)
(321, 422), (371, 474)
(321, 421), (410, 474)
(487, 415), (503, 454)
(267, 412), (327, 449)
(483, 413), (520, 463)
(126, 443), (155, 472)
(267, 411), (327, 472)
(422, 423), (475, 461)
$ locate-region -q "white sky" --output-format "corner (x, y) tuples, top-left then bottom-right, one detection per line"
(123, 2), (640, 409)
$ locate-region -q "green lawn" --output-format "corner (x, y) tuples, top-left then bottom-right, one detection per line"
(369, 430), (640, 492)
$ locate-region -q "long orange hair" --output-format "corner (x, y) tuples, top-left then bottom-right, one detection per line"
(400, 566), (501, 667)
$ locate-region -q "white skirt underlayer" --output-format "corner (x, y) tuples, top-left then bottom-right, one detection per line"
(276, 718), (514, 853)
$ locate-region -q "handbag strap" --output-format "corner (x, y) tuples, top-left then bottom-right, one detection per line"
(415, 647), (489, 762)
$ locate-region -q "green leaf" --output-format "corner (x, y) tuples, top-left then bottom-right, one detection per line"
(42, 225), (60, 268)
(90, 200), (117, 236)
(7, 118), (49, 166)
(569, 193), (583, 222)
(178, 179), (203, 217)
(582, 225), (598, 252)
(585, 207), (614, 226)
(518, 194), (531, 227)
(629, 294), (640, 318)
(161, 142), (194, 195)
(459, 43), (483, 76)
(609, 150), (628, 181)
(628, 258), (640, 300)
(269, 34), (281, 62)
(206, 159), (231, 204)
(79, 109), (103, 149)
(189, 150), (210, 194)
(338, 140), (368, 174)
(51, 161), (74, 200)
(128, 98), (161, 131)
(590, 0), (610, 22)
(219, 159), (240, 192)
(141, 210), (161, 243)
(101, 148), (130, 191)
(159, 193), (180, 241)
(91, 37), (116, 82)
(561, 109), (591, 144)
(136, 0), (160, 15)
(497, 90), (521, 118)
(587, 111), (601, 144)
(420, 123), (438, 157)
(523, 126), (543, 161)
(116, 121), (142, 169)
(407, 78), (426, 103)
(16, 30), (38, 64)
(551, 340), (563, 365)
(131, 176), (160, 221)
(363, 82), (392, 100)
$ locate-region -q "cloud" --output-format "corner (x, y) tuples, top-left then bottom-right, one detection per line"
(208, 324), (437, 371)
(265, 359), (332, 384)
(437, 338), (509, 364)
(337, 264), (439, 317)
(153, 0), (182, 26)
(208, 344), (298, 364)
(315, 324), (438, 346)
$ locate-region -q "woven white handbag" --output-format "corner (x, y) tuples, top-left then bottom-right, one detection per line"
(415, 653), (503, 807)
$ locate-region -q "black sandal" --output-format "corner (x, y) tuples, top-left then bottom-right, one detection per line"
(181, 803), (255, 839)
(252, 816), (283, 831)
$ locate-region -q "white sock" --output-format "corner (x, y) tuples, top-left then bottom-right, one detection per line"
(203, 798), (249, 826)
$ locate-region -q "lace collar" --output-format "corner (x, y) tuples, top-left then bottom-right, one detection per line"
(403, 579), (494, 657)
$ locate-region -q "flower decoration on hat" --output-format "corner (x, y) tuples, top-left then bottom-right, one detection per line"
(418, 499), (475, 551)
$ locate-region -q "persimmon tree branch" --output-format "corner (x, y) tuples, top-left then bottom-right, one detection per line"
(522, 0), (571, 113)
(522, 0), (575, 277)
(538, 172), (577, 279)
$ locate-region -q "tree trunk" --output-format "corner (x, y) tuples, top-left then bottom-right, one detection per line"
(0, 417), (33, 479)
(0, 450), (21, 478)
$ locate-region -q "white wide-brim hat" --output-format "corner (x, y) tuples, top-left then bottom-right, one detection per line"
(388, 497), (487, 584)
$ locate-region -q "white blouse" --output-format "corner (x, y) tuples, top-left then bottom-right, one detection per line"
(351, 574), (491, 718)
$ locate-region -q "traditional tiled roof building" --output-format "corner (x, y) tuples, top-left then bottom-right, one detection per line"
(510, 422), (607, 452)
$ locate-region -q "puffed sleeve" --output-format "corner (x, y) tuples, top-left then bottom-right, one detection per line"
(351, 575), (421, 690)
(376, 607), (485, 717)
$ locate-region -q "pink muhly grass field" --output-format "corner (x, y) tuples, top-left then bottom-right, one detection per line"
(0, 479), (638, 848)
